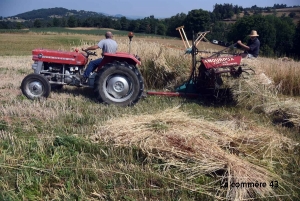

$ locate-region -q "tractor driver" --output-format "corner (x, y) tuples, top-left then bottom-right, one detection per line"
(79, 31), (118, 83)
(237, 30), (260, 58)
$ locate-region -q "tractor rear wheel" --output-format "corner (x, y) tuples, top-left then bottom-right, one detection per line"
(21, 73), (51, 100)
(94, 62), (144, 106)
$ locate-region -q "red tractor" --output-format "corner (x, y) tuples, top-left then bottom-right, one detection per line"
(21, 33), (144, 106)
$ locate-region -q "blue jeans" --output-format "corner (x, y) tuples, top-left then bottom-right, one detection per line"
(83, 58), (103, 78)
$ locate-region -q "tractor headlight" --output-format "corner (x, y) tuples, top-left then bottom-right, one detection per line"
(32, 61), (38, 70)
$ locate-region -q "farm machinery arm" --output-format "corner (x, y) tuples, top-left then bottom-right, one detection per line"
(147, 28), (255, 98)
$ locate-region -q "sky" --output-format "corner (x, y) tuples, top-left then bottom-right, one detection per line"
(0, 0), (299, 18)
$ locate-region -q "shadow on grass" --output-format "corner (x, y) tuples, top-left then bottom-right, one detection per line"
(51, 84), (237, 110)
(52, 86), (98, 101)
(197, 88), (236, 107)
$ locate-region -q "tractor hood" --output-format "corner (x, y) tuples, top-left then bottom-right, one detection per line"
(32, 49), (87, 66)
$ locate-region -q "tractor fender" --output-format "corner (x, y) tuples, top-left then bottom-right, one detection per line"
(99, 52), (141, 69)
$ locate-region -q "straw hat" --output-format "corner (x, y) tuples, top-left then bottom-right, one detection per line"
(249, 30), (259, 37)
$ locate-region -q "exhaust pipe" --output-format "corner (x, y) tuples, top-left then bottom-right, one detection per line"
(128, 32), (134, 54)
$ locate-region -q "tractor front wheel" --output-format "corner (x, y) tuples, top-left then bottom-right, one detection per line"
(94, 62), (144, 106)
(21, 73), (51, 100)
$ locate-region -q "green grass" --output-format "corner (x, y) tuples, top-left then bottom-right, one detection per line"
(0, 137), (214, 200)
(0, 34), (86, 56)
(0, 29), (30, 34)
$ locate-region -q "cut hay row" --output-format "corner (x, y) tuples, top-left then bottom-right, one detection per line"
(229, 58), (300, 128)
(90, 107), (297, 200)
(240, 57), (300, 96)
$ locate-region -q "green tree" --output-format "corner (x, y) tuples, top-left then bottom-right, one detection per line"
(46, 21), (53, 27)
(209, 22), (229, 42)
(157, 23), (166, 35)
(113, 20), (122, 30)
(0, 21), (7, 29)
(60, 18), (67, 27)
(139, 19), (150, 33)
(165, 13), (186, 37)
(128, 20), (140, 32)
(184, 9), (211, 39)
(76, 18), (82, 27)
(120, 17), (128, 30)
(293, 21), (300, 58)
(94, 17), (103, 28)
(213, 3), (236, 20)
(52, 17), (61, 27)
(148, 15), (158, 34)
(67, 16), (77, 27)
(33, 19), (42, 28)
(102, 17), (113, 28)
(272, 16), (295, 56)
(83, 17), (94, 27)
(16, 22), (24, 29)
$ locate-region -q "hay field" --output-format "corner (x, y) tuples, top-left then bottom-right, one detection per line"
(0, 32), (225, 55)
(0, 32), (300, 200)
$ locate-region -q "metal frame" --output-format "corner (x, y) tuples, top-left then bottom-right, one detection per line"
(176, 26), (191, 48)
(176, 26), (210, 48)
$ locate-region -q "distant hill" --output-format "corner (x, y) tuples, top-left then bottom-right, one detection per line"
(8, 7), (144, 21)
(13, 7), (105, 20)
(225, 7), (300, 24)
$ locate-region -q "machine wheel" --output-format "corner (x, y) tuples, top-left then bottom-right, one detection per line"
(94, 62), (144, 106)
(21, 73), (51, 100)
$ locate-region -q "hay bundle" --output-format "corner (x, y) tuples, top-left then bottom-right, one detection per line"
(90, 108), (295, 200)
(140, 46), (190, 89)
(229, 68), (300, 128)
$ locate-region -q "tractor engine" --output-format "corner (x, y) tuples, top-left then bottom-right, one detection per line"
(39, 62), (84, 84)
(31, 48), (88, 85)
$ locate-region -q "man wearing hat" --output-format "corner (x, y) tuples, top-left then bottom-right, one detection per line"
(237, 30), (260, 58)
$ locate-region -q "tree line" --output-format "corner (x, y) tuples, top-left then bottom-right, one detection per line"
(1, 4), (299, 58)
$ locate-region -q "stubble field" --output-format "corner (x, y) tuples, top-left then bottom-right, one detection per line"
(0, 31), (300, 201)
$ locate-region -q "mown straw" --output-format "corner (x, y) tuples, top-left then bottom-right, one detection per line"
(90, 107), (296, 200)
(229, 59), (300, 128)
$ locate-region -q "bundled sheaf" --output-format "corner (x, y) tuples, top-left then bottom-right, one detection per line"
(229, 58), (300, 128)
(91, 107), (296, 200)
